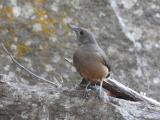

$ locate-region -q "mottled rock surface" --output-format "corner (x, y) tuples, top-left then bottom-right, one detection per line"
(0, 0), (160, 119)
(110, 0), (160, 101)
(1, 75), (160, 120)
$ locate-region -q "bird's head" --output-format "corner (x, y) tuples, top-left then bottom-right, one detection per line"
(70, 25), (97, 45)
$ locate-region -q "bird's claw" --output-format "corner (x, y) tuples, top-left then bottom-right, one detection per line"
(95, 86), (110, 102)
(83, 88), (92, 98)
(95, 86), (101, 99)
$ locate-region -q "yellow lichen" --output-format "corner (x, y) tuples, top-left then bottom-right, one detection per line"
(2, 6), (13, 23)
(58, 12), (71, 35)
(41, 27), (55, 36)
(33, 8), (56, 36)
(62, 23), (70, 36)
(34, 8), (47, 19)
(16, 43), (29, 57)
(8, 27), (17, 38)
(33, 0), (47, 7)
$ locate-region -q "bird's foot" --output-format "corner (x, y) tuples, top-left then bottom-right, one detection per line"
(83, 88), (92, 98)
(95, 86), (101, 99)
(95, 86), (110, 102)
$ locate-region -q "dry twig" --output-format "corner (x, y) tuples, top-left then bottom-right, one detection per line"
(1, 43), (59, 87)
(65, 57), (160, 106)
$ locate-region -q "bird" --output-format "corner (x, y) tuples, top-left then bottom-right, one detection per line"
(70, 25), (111, 97)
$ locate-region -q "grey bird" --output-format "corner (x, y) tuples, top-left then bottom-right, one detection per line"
(71, 25), (111, 97)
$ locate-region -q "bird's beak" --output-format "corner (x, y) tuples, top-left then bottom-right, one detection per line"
(69, 24), (79, 32)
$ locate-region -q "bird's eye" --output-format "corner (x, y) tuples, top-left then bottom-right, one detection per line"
(79, 31), (84, 35)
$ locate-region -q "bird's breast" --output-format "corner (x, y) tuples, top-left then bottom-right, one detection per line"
(73, 50), (108, 81)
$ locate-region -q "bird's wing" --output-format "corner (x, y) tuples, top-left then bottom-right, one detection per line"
(86, 44), (111, 72)
(97, 52), (111, 71)
(95, 48), (111, 78)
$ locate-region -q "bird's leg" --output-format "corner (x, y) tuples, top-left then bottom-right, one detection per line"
(96, 79), (109, 101)
(85, 82), (91, 90)
(99, 79), (103, 97)
(84, 82), (91, 98)
(94, 81), (98, 87)
(95, 79), (104, 99)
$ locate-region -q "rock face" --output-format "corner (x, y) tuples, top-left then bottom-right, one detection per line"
(109, 0), (160, 101)
(0, 0), (160, 119)
(1, 75), (160, 120)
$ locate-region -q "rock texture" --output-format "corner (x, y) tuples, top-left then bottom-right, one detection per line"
(1, 75), (160, 120)
(0, 0), (160, 119)
(109, 0), (160, 101)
